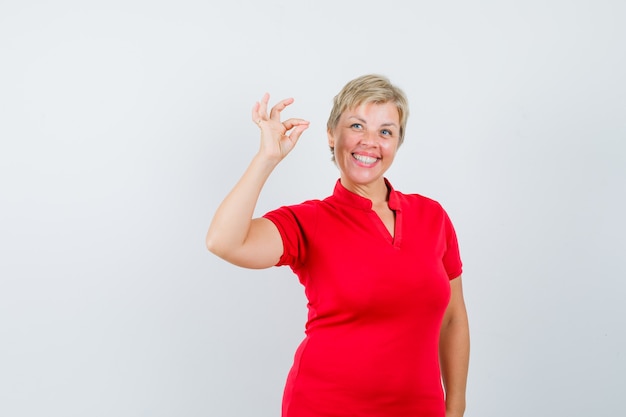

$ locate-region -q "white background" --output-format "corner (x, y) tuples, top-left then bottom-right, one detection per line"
(1, 1), (624, 416)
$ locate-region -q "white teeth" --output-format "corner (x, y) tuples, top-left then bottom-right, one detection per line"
(353, 154), (377, 164)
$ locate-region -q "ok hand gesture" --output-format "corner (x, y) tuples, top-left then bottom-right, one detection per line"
(252, 93), (310, 163)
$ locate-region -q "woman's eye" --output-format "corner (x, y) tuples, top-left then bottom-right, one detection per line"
(351, 123), (362, 129)
(381, 129), (392, 136)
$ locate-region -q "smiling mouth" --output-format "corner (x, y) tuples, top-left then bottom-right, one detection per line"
(352, 153), (379, 165)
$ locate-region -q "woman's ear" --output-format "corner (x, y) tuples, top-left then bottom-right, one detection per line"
(327, 129), (335, 148)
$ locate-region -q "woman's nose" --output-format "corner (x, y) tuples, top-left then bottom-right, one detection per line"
(360, 129), (377, 146)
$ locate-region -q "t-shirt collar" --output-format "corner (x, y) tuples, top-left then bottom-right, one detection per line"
(332, 178), (401, 211)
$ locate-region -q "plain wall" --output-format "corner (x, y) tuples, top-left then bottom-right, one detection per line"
(1, 0), (624, 416)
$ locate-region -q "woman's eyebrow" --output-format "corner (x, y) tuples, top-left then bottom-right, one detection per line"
(346, 116), (398, 128)
(347, 116), (367, 123)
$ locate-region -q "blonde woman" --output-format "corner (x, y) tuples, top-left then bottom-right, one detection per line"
(207, 75), (469, 417)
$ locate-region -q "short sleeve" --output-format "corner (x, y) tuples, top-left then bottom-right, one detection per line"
(262, 201), (318, 269)
(442, 210), (463, 280)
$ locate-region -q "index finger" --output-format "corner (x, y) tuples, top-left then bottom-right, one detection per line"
(282, 118), (310, 132)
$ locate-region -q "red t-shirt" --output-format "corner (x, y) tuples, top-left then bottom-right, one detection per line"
(263, 179), (463, 417)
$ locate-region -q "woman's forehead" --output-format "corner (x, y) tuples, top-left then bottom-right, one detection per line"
(341, 101), (400, 121)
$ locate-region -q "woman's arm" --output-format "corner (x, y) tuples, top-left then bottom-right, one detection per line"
(439, 276), (470, 417)
(205, 94), (309, 269)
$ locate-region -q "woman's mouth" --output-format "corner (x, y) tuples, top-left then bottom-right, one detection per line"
(352, 153), (379, 165)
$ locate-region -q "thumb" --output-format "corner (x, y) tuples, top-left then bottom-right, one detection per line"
(287, 123), (310, 144)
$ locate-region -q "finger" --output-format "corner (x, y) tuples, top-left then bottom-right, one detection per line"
(269, 97), (295, 121)
(289, 125), (309, 146)
(282, 118), (310, 131)
(258, 93), (270, 120)
(252, 93), (270, 125)
(251, 101), (260, 123)
(287, 123), (310, 144)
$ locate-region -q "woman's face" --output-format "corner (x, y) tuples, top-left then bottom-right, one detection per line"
(328, 101), (400, 191)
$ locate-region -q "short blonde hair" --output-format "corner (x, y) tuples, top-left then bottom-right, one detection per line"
(327, 74), (409, 154)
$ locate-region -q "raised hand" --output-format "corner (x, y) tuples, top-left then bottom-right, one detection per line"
(207, 93), (309, 268)
(252, 93), (310, 163)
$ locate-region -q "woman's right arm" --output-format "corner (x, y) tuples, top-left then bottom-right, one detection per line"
(205, 94), (309, 269)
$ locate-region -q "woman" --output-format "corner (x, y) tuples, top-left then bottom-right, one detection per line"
(206, 75), (469, 417)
